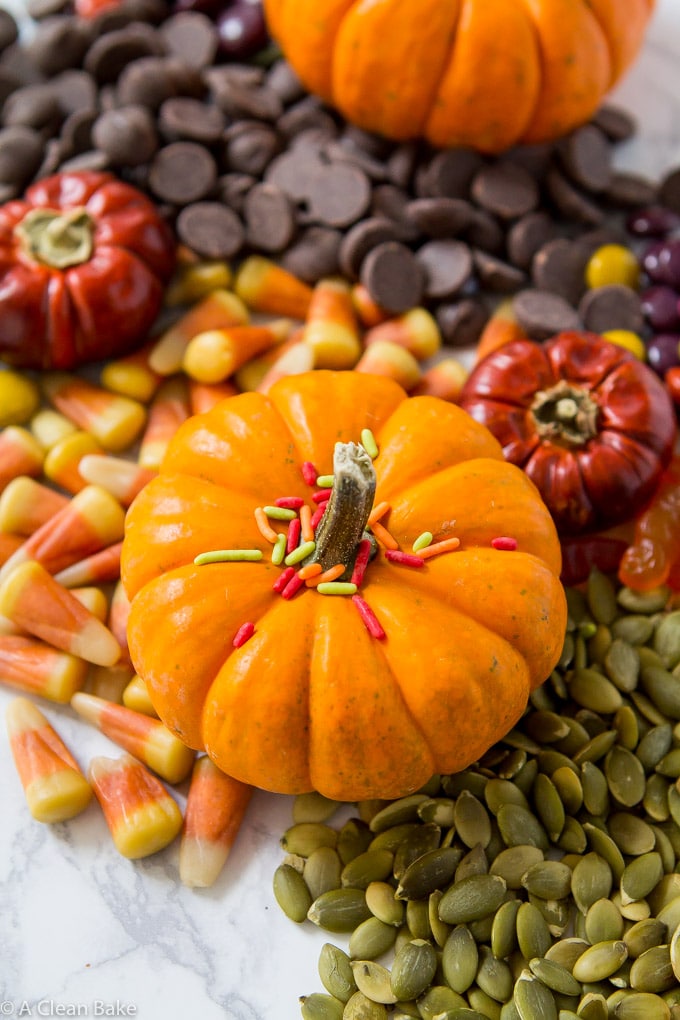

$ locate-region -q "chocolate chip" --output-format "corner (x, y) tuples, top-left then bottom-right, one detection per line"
(265, 146), (322, 203)
(159, 12), (218, 69)
(471, 161), (540, 219)
(51, 69), (98, 116)
(465, 209), (504, 254)
(386, 142), (419, 189)
(266, 59), (305, 106)
(591, 105), (636, 142)
(659, 168), (680, 215)
(0, 10), (19, 53)
(60, 108), (97, 156)
(25, 16), (91, 76)
(338, 217), (400, 280)
(280, 226), (342, 284)
(545, 166), (605, 225)
(26, 0), (70, 19)
(436, 298), (490, 348)
(532, 238), (590, 306)
(217, 172), (255, 213)
(578, 284), (644, 334)
(420, 147), (483, 199)
(417, 239), (473, 301)
(243, 182), (296, 253)
(224, 122), (281, 176)
(513, 288), (583, 341)
(504, 142), (554, 183)
(59, 148), (111, 172)
(92, 105), (159, 166)
(0, 125), (44, 186)
(148, 140), (217, 203)
(405, 197), (475, 238)
(211, 77), (282, 122)
(176, 201), (245, 259)
(361, 241), (425, 314)
(0, 43), (46, 87)
(84, 26), (163, 84)
(370, 184), (420, 241)
(323, 138), (388, 182)
(116, 56), (177, 109)
(558, 124), (613, 193)
(275, 94), (337, 140)
(2, 83), (62, 133)
(34, 136), (63, 179)
(473, 250), (526, 294)
(507, 211), (559, 271)
(307, 162), (371, 228)
(605, 172), (657, 208)
(158, 96), (225, 143)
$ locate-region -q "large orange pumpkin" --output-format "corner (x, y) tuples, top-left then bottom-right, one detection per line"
(121, 372), (567, 801)
(263, 0), (656, 153)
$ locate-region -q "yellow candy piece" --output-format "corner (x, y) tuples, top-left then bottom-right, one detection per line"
(585, 244), (640, 290)
(0, 370), (41, 426)
(602, 329), (647, 360)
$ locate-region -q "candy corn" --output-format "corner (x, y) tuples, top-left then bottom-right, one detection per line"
(257, 339), (315, 394)
(164, 259), (232, 307)
(89, 753), (183, 859)
(71, 585), (109, 621)
(354, 340), (422, 391)
(78, 455), (156, 508)
(53, 541), (123, 588)
(71, 691), (195, 784)
(474, 299), (526, 363)
(0, 426), (44, 494)
(302, 278), (362, 369)
(179, 756), (253, 887)
(122, 674), (158, 717)
(182, 319), (292, 384)
(0, 560), (121, 667)
(85, 664), (134, 705)
(0, 634), (87, 702)
(0, 532), (23, 568)
(0, 484), (125, 582)
(43, 431), (104, 494)
(149, 289), (249, 376)
(234, 328), (303, 391)
(6, 696), (92, 823)
(188, 379), (239, 415)
(30, 408), (78, 450)
(234, 256), (313, 320)
(364, 307), (442, 361)
(137, 376), (191, 470)
(42, 373), (147, 453)
(410, 358), (469, 401)
(0, 369), (40, 426)
(0, 476), (69, 536)
(351, 283), (390, 328)
(99, 341), (163, 403)
(108, 580), (131, 664)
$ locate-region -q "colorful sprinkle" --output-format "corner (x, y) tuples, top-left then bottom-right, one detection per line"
(281, 573), (305, 600)
(271, 533), (287, 565)
(194, 549), (263, 565)
(416, 537), (461, 559)
(385, 549), (425, 568)
(254, 506), (279, 544)
(310, 503), (328, 528)
(412, 531), (433, 553)
(275, 496), (305, 510)
(284, 540), (316, 566)
(360, 428), (378, 460)
(232, 621), (255, 648)
(286, 516), (301, 554)
(351, 539), (372, 587)
(317, 581), (358, 596)
(299, 504), (314, 543)
(352, 595), (385, 639)
(301, 461), (318, 486)
(263, 505), (298, 521)
(272, 566), (296, 592)
(297, 562), (323, 581)
(312, 488), (333, 504)
(491, 536), (518, 551)
(367, 501), (391, 526)
(370, 520), (399, 551)
(316, 474), (334, 488)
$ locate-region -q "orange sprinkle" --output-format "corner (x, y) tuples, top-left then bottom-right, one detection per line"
(416, 537), (461, 560)
(299, 504), (314, 543)
(254, 507), (279, 544)
(297, 562), (323, 581)
(305, 563), (345, 587)
(367, 501), (391, 526)
(370, 521), (399, 550)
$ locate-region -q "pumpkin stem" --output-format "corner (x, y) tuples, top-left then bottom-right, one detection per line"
(15, 206), (95, 269)
(304, 441), (376, 576)
(530, 380), (600, 447)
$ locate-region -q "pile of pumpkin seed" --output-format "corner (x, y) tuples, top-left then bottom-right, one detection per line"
(272, 570), (680, 1020)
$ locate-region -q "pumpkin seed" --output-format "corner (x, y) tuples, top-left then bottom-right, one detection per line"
(577, 991), (609, 1020)
(513, 969), (557, 1020)
(556, 815), (588, 854)
(476, 945), (514, 1003)
(532, 773), (566, 842)
(640, 666), (680, 720)
(655, 748), (680, 778)
(348, 916), (398, 961)
(605, 746), (647, 808)
(521, 860), (572, 901)
(580, 763), (610, 817)
(527, 958), (581, 997)
(587, 568), (618, 624)
(496, 804), (549, 851)
(338, 819), (373, 864)
(455, 844), (489, 883)
(368, 823), (422, 855)
(571, 729), (619, 766)
(582, 823), (626, 881)
(572, 941), (629, 983)
(396, 847), (462, 901)
(341, 849), (394, 890)
(417, 797), (456, 827)
(614, 992), (672, 1020)
(637, 724), (674, 771)
(670, 924), (680, 982)
(308, 889), (372, 933)
(491, 899), (521, 961)
(273, 862), (314, 922)
(525, 710), (571, 744)
(624, 919), (668, 959)
(438, 874), (507, 925)
(604, 639), (641, 692)
(620, 852), (664, 906)
(364, 881), (403, 927)
(584, 898), (624, 944)
(484, 779), (530, 816)
(350, 961), (397, 1005)
(490, 845), (545, 889)
(393, 823), (443, 878)
(442, 925), (479, 993)
(568, 667), (623, 714)
(551, 766), (584, 816)
(544, 938), (589, 970)
(571, 853), (613, 914)
(342, 991), (389, 1019)
(613, 704), (640, 751)
(390, 939), (438, 1001)
(428, 889), (452, 948)
(299, 992), (345, 1020)
(282, 822), (339, 857)
(629, 945), (675, 993)
(608, 812), (657, 855)
(416, 986), (467, 1020)
(617, 586), (671, 614)
(612, 613), (655, 644)
(454, 790), (492, 849)
(653, 611), (680, 669)
(612, 891), (652, 922)
(588, 623), (613, 666)
(667, 785), (680, 827)
(630, 690), (668, 727)
(528, 893), (571, 938)
(318, 943), (357, 1003)
(656, 894), (680, 934)
(406, 898), (432, 941)
(305, 846), (344, 901)
(516, 901), (552, 961)
(368, 795), (429, 833)
(538, 749), (580, 776)
(294, 792), (342, 824)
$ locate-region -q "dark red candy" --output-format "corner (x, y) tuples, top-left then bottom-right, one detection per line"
(646, 333), (680, 377)
(640, 286), (680, 332)
(215, 1), (268, 60)
(626, 205), (680, 238)
(560, 535), (629, 586)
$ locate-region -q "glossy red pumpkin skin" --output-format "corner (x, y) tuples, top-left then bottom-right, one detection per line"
(459, 331), (677, 536)
(0, 171), (176, 370)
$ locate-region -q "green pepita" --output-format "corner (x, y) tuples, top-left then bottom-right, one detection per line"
(368, 795), (429, 833)
(341, 849), (394, 890)
(516, 900), (552, 961)
(568, 668), (623, 714)
(620, 852), (664, 905)
(496, 804), (549, 851)
(614, 991), (672, 1020)
(294, 791), (342, 824)
(348, 916), (398, 961)
(653, 611), (680, 669)
(390, 939), (438, 1001)
(364, 881), (403, 927)
(308, 888), (372, 933)
(629, 945), (675, 994)
(416, 986), (467, 1020)
(491, 899), (521, 961)
(299, 992), (345, 1020)
(441, 925), (479, 993)
(521, 860), (572, 901)
(527, 958), (581, 997)
(273, 862), (314, 923)
(350, 961), (397, 1005)
(604, 746), (647, 808)
(438, 874), (507, 925)
(624, 919), (668, 959)
(342, 990), (389, 1019)
(604, 638), (641, 692)
(583, 897), (624, 944)
(572, 941), (629, 982)
(396, 846), (462, 900)
(476, 945), (515, 1003)
(282, 822), (339, 857)
(454, 790), (493, 849)
(513, 969), (558, 1020)
(318, 943), (357, 1003)
(305, 846), (344, 901)
(608, 812), (657, 855)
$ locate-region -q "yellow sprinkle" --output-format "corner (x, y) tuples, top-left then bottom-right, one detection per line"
(316, 475), (334, 488)
(412, 531), (433, 552)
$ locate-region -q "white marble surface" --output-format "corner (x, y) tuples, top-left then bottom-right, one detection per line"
(1, 3), (680, 1019)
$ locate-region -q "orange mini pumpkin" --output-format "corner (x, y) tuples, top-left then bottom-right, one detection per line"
(121, 372), (567, 801)
(263, 0), (655, 153)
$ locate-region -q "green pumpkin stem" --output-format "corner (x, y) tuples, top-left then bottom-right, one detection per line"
(304, 441), (376, 575)
(15, 206), (95, 269)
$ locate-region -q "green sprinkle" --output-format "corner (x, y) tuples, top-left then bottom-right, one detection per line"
(360, 428), (379, 459)
(263, 505), (298, 521)
(317, 582), (358, 596)
(412, 531), (433, 552)
(271, 534), (287, 565)
(194, 549), (263, 565)
(284, 540), (316, 566)
(315, 475), (335, 488)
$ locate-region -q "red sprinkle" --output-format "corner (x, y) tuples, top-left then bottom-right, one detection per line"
(352, 595), (385, 639)
(351, 538), (372, 587)
(491, 536), (518, 551)
(232, 621), (255, 648)
(385, 550), (425, 568)
(286, 516), (302, 554)
(281, 572), (305, 599)
(272, 566), (296, 593)
(310, 503), (327, 529)
(275, 496), (305, 510)
(301, 461), (318, 486)
(312, 488), (333, 503)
